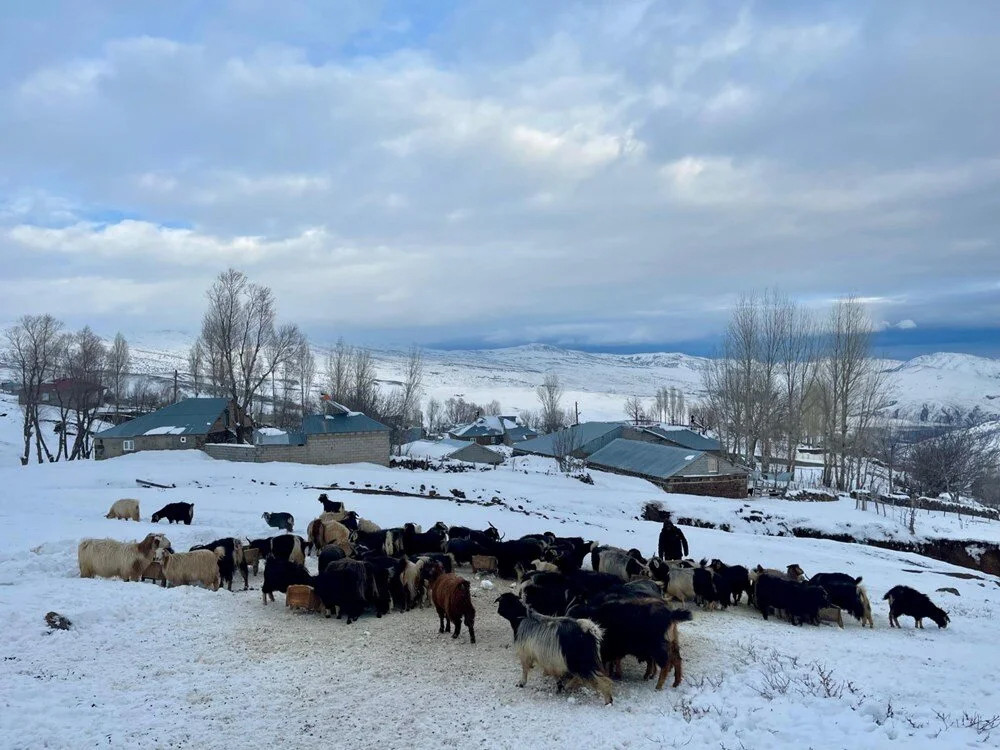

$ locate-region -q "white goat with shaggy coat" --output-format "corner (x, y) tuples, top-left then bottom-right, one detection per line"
(78, 533), (170, 581)
(161, 548), (222, 590)
(105, 498), (140, 521)
(310, 516), (352, 554)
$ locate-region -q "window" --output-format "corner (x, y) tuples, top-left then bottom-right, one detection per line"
(123, 439), (135, 452)
(179, 436), (187, 444)
(707, 457), (719, 474)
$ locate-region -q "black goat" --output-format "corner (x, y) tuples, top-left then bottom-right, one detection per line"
(317, 494), (344, 513)
(151, 502), (194, 525)
(569, 596), (691, 689)
(755, 575), (830, 625)
(811, 573), (874, 628)
(883, 585), (949, 629)
(261, 559), (312, 605)
(709, 560), (751, 605)
(402, 522), (448, 555)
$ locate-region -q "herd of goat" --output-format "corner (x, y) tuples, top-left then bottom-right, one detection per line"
(83, 493), (953, 704)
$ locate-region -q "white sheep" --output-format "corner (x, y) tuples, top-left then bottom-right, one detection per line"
(161, 548), (222, 590)
(78, 533), (170, 581)
(105, 498), (140, 522)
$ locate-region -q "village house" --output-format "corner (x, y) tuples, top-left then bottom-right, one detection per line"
(204, 402), (390, 466)
(585, 439), (748, 499)
(514, 421), (746, 498)
(401, 438), (503, 465)
(449, 415), (538, 446)
(92, 397), (250, 460)
(19, 378), (107, 411)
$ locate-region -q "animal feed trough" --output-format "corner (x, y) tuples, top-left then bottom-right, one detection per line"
(285, 584), (322, 612)
(471, 555), (499, 574)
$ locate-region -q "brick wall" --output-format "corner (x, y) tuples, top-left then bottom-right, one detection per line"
(95, 435), (205, 460)
(201, 444), (258, 463)
(201, 431), (390, 466)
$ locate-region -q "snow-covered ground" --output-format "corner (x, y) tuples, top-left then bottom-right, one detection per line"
(2, 452), (999, 748)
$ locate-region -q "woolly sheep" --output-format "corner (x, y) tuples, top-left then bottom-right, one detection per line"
(78, 533), (170, 581)
(161, 548), (222, 590)
(105, 498), (140, 522)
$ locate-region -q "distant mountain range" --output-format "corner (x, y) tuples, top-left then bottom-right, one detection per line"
(123, 332), (1000, 426)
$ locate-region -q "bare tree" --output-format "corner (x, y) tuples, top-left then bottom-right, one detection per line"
(2, 314), (63, 464)
(324, 338), (353, 404)
(196, 268), (300, 441)
(820, 297), (892, 489)
(536, 373), (565, 434)
(775, 294), (820, 476)
(425, 397), (441, 434)
(624, 395), (645, 424)
(483, 399), (502, 416)
(906, 428), (1000, 503)
(552, 425), (582, 473)
(107, 332), (130, 414)
(519, 409), (540, 431)
(702, 290), (785, 468)
(62, 326), (107, 459)
(351, 348), (380, 415)
(444, 396), (481, 426)
(187, 340), (204, 397)
(295, 333), (315, 417)
(399, 346), (424, 426)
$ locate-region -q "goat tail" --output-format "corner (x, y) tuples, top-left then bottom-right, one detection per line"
(670, 608), (693, 625)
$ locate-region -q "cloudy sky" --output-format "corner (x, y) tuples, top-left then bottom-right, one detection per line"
(1, 1), (998, 356)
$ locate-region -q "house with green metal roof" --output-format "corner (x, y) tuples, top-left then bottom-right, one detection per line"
(93, 398), (251, 460)
(448, 415), (538, 446)
(586, 439), (748, 499)
(204, 402), (391, 466)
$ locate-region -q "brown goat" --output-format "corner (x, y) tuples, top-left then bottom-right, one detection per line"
(428, 571), (476, 644)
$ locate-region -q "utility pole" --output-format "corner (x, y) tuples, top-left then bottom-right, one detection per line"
(574, 401), (580, 425)
(173, 369), (178, 403)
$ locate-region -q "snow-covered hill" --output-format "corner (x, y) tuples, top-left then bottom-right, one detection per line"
(6, 330), (999, 432)
(884, 353), (1000, 424)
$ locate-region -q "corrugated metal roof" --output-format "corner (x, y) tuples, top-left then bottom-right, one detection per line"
(642, 425), (721, 452)
(402, 438), (501, 464)
(513, 422), (624, 457)
(587, 438), (704, 479)
(94, 398), (231, 439)
(301, 412), (389, 435)
(505, 425), (538, 442)
(254, 429), (306, 446)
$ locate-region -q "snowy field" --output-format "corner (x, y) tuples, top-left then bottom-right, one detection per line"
(2, 453), (1000, 749)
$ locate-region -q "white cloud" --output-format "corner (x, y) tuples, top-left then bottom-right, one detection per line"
(0, 3), (997, 349)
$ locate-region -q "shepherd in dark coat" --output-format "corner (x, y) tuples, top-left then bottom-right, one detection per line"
(658, 513), (689, 560)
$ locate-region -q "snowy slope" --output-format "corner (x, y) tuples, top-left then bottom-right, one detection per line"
(79, 335), (1000, 425)
(1, 452), (999, 748)
(884, 353), (1000, 424)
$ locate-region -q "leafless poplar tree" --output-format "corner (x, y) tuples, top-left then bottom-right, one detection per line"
(61, 327), (107, 459)
(536, 373), (565, 434)
(820, 297), (892, 489)
(107, 332), (130, 413)
(425, 397), (441, 434)
(187, 340), (204, 397)
(399, 346), (424, 426)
